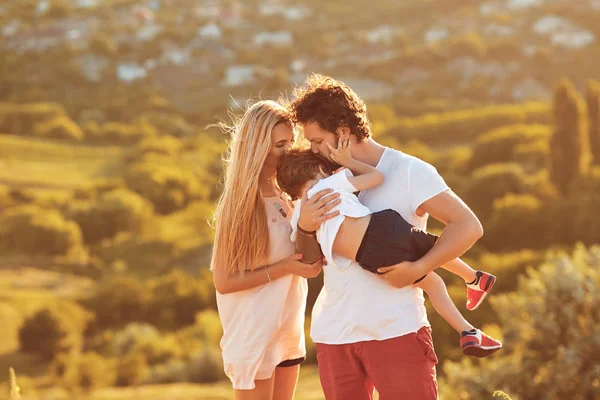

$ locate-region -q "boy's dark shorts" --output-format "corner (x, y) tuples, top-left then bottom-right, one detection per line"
(356, 209), (428, 284)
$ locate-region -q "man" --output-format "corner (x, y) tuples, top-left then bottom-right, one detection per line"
(291, 74), (485, 400)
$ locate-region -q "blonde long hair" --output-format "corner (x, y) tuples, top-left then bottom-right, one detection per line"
(211, 100), (293, 276)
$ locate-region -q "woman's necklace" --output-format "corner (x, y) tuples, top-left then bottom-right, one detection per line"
(272, 198), (287, 218)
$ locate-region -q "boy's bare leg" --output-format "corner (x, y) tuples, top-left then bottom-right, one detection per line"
(440, 258), (477, 283)
(417, 272), (474, 333)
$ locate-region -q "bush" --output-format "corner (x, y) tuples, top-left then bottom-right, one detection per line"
(446, 32), (487, 58)
(88, 122), (157, 145)
(443, 245), (600, 400)
(0, 184), (12, 210)
(176, 310), (222, 351)
(84, 277), (151, 331)
(19, 302), (91, 360)
(128, 334), (182, 366)
(108, 323), (160, 357)
(476, 250), (546, 293)
(482, 194), (546, 251)
(384, 102), (550, 145)
(0, 102), (66, 136)
(469, 124), (551, 170)
(59, 352), (116, 391)
(188, 348), (226, 384)
(69, 188), (153, 244)
(89, 32), (117, 56)
(0, 205), (83, 256)
(125, 163), (204, 214)
(34, 116), (84, 141)
(133, 113), (196, 137)
(90, 236), (177, 276)
(144, 359), (189, 384)
(147, 270), (216, 329)
(460, 163), (528, 218)
(116, 352), (149, 386)
(47, 0), (74, 18)
(129, 135), (183, 162)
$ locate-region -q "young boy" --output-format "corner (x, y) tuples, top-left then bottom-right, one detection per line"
(276, 141), (502, 357)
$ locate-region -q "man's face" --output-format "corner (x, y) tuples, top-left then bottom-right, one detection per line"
(302, 121), (338, 159)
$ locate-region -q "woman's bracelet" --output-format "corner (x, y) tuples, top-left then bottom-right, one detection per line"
(264, 265), (272, 282)
(297, 225), (317, 237)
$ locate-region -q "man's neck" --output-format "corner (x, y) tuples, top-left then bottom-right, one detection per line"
(351, 138), (386, 167)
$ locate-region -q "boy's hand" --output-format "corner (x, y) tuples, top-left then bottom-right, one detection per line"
(327, 138), (352, 167)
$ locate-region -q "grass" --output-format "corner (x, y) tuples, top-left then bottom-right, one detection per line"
(0, 134), (125, 189)
(2, 366), (328, 400)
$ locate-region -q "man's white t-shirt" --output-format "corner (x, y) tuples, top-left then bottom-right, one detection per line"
(290, 168), (371, 269)
(308, 148), (450, 344)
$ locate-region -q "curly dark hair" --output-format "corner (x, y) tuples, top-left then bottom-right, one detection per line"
(276, 148), (336, 200)
(288, 74), (371, 141)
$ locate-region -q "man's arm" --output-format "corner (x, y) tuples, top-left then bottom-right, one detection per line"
(378, 190), (483, 287)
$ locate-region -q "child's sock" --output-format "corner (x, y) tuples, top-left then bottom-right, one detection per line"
(466, 272), (481, 285)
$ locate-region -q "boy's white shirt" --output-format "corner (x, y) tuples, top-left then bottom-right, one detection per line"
(291, 148), (450, 345)
(289, 168), (371, 269)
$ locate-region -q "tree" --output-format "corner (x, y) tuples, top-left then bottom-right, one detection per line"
(125, 162), (204, 215)
(0, 205), (84, 256)
(442, 245), (600, 400)
(69, 188), (153, 244)
(460, 163), (528, 218)
(34, 116), (85, 141)
(586, 80), (600, 165)
(550, 80), (589, 195)
(47, 0), (74, 18)
(89, 32), (118, 57)
(84, 277), (150, 331)
(19, 302), (91, 360)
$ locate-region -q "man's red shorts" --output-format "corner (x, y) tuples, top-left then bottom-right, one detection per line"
(316, 326), (438, 400)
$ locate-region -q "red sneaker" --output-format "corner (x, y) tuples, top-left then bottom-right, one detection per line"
(460, 329), (502, 358)
(466, 271), (496, 311)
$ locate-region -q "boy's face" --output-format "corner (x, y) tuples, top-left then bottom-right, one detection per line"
(302, 122), (339, 160)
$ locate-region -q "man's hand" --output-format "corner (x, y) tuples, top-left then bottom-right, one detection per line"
(377, 261), (426, 289)
(326, 138), (353, 167)
(298, 188), (341, 232)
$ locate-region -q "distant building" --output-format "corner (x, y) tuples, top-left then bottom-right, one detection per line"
(137, 22), (162, 41)
(533, 15), (596, 49)
(36, 0), (49, 15)
(259, 4), (311, 20)
(424, 28), (448, 43)
(254, 31), (293, 47)
(506, 0), (542, 10)
(223, 65), (256, 87)
(512, 77), (551, 101)
(365, 25), (399, 45)
(198, 23), (221, 40)
(118, 63), (147, 82)
(76, 54), (109, 82)
(76, 0), (99, 8)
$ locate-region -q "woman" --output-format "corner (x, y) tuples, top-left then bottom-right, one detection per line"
(210, 100), (337, 400)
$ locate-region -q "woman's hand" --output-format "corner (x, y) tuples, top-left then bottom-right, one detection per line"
(377, 261), (426, 289)
(279, 253), (323, 278)
(297, 189), (341, 232)
(327, 138), (352, 167)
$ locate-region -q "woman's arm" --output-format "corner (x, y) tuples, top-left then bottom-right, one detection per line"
(213, 253), (323, 295)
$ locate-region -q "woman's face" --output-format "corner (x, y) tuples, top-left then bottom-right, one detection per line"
(264, 122), (294, 170)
